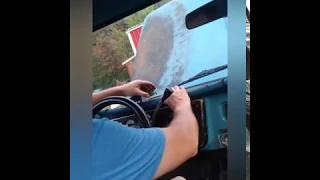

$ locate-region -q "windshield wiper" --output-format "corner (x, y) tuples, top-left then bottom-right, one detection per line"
(178, 64), (227, 86)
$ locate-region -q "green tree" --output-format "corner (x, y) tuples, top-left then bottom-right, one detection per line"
(123, 5), (156, 28)
(92, 0), (172, 90)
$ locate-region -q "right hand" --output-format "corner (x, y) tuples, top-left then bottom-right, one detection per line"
(121, 80), (155, 98)
(164, 86), (191, 112)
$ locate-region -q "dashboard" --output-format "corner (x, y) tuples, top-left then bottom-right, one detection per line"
(97, 77), (228, 151)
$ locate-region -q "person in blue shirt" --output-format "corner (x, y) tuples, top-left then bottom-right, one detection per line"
(92, 80), (199, 180)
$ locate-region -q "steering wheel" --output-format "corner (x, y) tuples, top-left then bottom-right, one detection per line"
(92, 96), (151, 128)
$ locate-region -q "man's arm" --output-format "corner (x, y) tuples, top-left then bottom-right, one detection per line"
(153, 86), (199, 179)
(92, 80), (155, 105)
(92, 106), (198, 180)
(92, 86), (123, 105)
(154, 106), (198, 179)
(92, 85), (198, 180)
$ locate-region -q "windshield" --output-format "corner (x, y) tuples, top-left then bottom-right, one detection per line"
(132, 0), (227, 95)
(92, 0), (227, 96)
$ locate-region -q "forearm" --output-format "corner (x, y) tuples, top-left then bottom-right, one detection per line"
(169, 107), (199, 148)
(170, 106), (199, 154)
(92, 86), (124, 105)
(154, 107), (199, 179)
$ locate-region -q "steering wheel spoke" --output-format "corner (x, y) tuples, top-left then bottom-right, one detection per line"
(92, 96), (151, 128)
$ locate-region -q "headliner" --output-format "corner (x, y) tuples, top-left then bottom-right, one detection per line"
(93, 0), (161, 31)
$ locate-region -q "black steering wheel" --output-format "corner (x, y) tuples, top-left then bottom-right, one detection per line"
(92, 96), (151, 128)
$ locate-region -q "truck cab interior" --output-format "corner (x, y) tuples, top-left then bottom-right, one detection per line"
(93, 0), (248, 179)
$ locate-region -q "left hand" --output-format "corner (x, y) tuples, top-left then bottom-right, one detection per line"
(120, 80), (156, 98)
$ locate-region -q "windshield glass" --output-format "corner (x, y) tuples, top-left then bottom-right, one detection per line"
(92, 0), (227, 96)
(132, 0), (227, 95)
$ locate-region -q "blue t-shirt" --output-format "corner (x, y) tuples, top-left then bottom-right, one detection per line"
(92, 118), (166, 180)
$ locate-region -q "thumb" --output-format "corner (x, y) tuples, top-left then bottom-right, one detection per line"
(137, 90), (150, 98)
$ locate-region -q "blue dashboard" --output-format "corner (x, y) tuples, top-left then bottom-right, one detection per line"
(97, 77), (228, 151)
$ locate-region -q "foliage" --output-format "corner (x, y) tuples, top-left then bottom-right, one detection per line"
(92, 0), (171, 90)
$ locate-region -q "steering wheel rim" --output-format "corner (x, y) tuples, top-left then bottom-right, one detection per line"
(92, 96), (151, 128)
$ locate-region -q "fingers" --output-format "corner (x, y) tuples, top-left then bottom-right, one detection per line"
(134, 80), (156, 91)
(172, 86), (185, 92)
(138, 90), (151, 98)
(165, 86), (184, 103)
(165, 85), (190, 111)
(172, 86), (180, 90)
(135, 80), (155, 94)
(136, 80), (155, 88)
